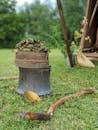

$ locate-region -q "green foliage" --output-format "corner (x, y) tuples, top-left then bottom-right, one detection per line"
(0, 0), (26, 48)
(0, 0), (16, 13)
(22, 1), (63, 48)
(62, 0), (86, 32)
(0, 49), (98, 129)
(70, 29), (82, 54)
(0, 0), (87, 48)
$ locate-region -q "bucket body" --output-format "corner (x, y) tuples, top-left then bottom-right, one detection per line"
(15, 51), (51, 96)
(16, 67), (51, 96)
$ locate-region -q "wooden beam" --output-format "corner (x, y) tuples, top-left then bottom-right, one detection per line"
(57, 0), (74, 67)
(80, 0), (97, 49)
(89, 0), (98, 28)
(84, 52), (98, 57)
(80, 0), (90, 49)
(87, 57), (98, 61)
(84, 52), (98, 61)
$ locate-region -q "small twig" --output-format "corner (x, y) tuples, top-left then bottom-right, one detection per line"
(0, 76), (18, 81)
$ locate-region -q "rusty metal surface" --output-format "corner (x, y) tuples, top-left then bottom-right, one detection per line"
(15, 51), (49, 68)
(16, 67), (51, 96)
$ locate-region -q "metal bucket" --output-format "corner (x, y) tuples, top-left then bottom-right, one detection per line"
(15, 51), (51, 96)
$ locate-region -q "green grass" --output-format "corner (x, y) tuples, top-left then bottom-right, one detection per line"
(0, 49), (18, 77)
(0, 49), (98, 130)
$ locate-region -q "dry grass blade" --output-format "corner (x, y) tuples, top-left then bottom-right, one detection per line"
(0, 76), (18, 81)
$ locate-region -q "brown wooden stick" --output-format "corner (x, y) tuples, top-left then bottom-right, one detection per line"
(47, 88), (95, 116)
(0, 76), (18, 81)
(80, 0), (90, 49)
(57, 0), (74, 67)
(89, 0), (98, 28)
(19, 112), (51, 121)
(20, 88), (95, 121)
(80, 18), (88, 49)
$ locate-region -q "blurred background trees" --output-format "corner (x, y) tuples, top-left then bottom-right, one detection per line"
(0, 0), (26, 48)
(0, 0), (86, 48)
(62, 0), (86, 32)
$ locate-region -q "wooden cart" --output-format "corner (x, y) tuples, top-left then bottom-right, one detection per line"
(80, 0), (98, 61)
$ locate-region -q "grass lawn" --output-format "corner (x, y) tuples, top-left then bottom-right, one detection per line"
(0, 49), (98, 130)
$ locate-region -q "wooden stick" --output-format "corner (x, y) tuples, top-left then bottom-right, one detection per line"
(0, 76), (18, 81)
(19, 112), (51, 121)
(89, 0), (98, 28)
(47, 88), (95, 116)
(20, 88), (95, 121)
(79, 0), (90, 49)
(57, 0), (74, 67)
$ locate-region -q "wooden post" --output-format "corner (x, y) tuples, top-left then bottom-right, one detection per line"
(57, 0), (74, 67)
(80, 0), (97, 49)
(89, 0), (98, 28)
(80, 0), (90, 49)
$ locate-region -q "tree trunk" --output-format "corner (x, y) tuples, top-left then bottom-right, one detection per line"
(57, 0), (74, 67)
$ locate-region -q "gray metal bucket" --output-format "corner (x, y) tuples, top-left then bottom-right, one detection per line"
(16, 66), (51, 96)
(15, 51), (51, 96)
